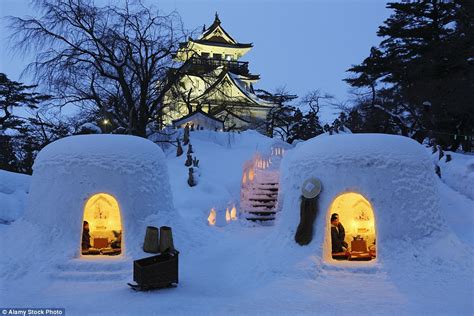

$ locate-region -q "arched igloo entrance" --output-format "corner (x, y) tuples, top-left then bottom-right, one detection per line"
(326, 192), (376, 261)
(81, 193), (123, 256)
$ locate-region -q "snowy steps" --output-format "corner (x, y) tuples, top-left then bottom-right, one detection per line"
(248, 196), (277, 202)
(243, 179), (279, 222)
(51, 260), (131, 282)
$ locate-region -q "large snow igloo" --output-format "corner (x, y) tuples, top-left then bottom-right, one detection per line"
(277, 133), (442, 264)
(24, 134), (174, 260)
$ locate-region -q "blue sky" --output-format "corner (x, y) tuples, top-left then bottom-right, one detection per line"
(0, 0), (391, 122)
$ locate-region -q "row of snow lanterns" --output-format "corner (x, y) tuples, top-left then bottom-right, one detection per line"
(271, 147), (285, 157)
(241, 153), (274, 185)
(255, 158), (271, 170)
(208, 205), (238, 226)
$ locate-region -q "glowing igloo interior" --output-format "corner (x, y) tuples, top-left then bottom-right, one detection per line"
(81, 193), (123, 256)
(326, 192), (376, 260)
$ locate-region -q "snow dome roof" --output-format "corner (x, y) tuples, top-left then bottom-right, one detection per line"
(276, 133), (442, 263)
(34, 134), (164, 169)
(288, 133), (430, 167)
(24, 135), (176, 261)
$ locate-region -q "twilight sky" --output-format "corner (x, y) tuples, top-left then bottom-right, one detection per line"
(0, 0), (391, 122)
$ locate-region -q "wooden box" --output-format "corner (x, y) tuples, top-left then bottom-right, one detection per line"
(94, 237), (109, 249)
(133, 252), (179, 288)
(351, 239), (367, 252)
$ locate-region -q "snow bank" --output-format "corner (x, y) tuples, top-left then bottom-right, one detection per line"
(16, 135), (176, 262)
(274, 133), (443, 264)
(0, 170), (30, 224)
(433, 151), (474, 200)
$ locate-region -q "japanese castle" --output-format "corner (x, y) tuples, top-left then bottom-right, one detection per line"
(163, 13), (275, 131)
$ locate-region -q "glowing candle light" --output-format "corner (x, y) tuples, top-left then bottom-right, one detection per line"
(208, 208), (216, 226)
(230, 205), (237, 220)
(225, 208), (231, 222)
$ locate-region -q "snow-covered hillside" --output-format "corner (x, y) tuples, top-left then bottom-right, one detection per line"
(166, 130), (276, 225)
(0, 131), (473, 315)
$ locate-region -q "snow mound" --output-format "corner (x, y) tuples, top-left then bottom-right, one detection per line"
(0, 170), (30, 224)
(20, 134), (176, 262)
(77, 122), (102, 134)
(34, 133), (164, 169)
(433, 151), (474, 200)
(275, 133), (443, 264)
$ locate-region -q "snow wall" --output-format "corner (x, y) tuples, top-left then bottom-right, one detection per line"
(23, 134), (175, 261)
(275, 133), (443, 264)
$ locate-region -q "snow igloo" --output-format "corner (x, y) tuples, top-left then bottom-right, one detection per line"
(24, 135), (174, 261)
(277, 133), (442, 265)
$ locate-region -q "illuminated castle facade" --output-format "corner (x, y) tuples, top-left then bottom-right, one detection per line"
(163, 13), (275, 131)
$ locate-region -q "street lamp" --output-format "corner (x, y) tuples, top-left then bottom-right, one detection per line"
(102, 119), (110, 133)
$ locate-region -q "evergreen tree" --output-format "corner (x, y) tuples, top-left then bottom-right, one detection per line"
(256, 88), (298, 140)
(288, 109), (324, 142)
(0, 135), (18, 172)
(287, 90), (328, 142)
(345, 1), (474, 150)
(0, 73), (59, 173)
(0, 73), (50, 131)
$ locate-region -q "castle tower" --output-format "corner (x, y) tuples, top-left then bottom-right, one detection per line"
(164, 13), (275, 131)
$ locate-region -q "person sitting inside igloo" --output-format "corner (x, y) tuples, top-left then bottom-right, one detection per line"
(331, 213), (348, 253)
(82, 221), (91, 251)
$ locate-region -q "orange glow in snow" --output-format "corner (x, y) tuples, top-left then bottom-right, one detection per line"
(208, 208), (216, 226)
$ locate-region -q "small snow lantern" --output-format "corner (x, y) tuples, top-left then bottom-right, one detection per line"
(230, 205), (237, 220)
(208, 208), (217, 226)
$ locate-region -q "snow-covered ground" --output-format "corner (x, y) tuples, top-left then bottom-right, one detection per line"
(0, 131), (473, 315)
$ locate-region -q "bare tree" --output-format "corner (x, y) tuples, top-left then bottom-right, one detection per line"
(299, 89), (334, 114)
(9, 0), (187, 137)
